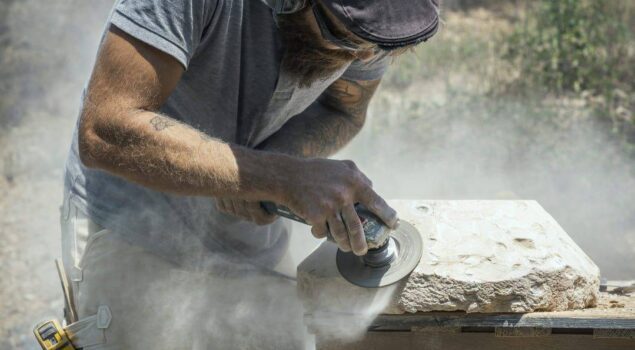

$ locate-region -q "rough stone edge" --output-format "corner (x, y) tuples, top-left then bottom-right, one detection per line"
(398, 267), (600, 313)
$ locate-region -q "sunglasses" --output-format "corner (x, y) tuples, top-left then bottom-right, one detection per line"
(308, 0), (375, 52)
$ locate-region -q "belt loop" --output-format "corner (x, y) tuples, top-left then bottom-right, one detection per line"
(70, 267), (83, 282)
(97, 305), (112, 329)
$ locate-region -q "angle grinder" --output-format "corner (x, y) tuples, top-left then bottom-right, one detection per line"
(261, 201), (422, 288)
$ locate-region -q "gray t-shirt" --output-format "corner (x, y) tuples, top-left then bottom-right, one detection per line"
(64, 0), (390, 269)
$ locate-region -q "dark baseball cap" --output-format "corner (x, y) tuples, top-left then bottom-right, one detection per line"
(319, 0), (440, 48)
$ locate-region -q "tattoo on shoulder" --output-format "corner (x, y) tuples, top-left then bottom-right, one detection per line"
(150, 115), (176, 131)
(319, 78), (380, 120)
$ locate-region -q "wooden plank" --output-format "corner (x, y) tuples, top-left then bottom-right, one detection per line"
(316, 332), (635, 350)
(368, 313), (635, 331)
(494, 326), (551, 337)
(309, 292), (635, 333)
(594, 329), (635, 339)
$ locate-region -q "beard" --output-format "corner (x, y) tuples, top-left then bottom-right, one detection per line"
(276, 8), (357, 88)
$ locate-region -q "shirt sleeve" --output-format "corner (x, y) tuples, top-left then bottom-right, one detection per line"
(110, 0), (219, 69)
(340, 51), (391, 81)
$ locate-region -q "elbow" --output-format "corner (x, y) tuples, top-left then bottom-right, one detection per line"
(78, 111), (108, 170)
(78, 124), (101, 169)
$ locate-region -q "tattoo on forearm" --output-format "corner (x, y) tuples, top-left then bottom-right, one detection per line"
(150, 115), (176, 131)
(148, 114), (218, 145)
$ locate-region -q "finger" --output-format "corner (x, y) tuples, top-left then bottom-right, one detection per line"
(327, 213), (351, 253)
(341, 204), (367, 256)
(311, 222), (329, 239)
(359, 172), (373, 187)
(359, 187), (399, 229)
(344, 159), (372, 187)
(246, 201), (277, 225)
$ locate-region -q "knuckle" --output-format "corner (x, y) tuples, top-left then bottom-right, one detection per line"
(328, 223), (347, 240)
(332, 190), (348, 207)
(332, 230), (348, 241)
(354, 245), (368, 256)
(347, 221), (363, 235)
(362, 174), (373, 187)
(367, 196), (382, 211)
(338, 242), (352, 252)
(358, 185), (375, 202)
(332, 225), (347, 234)
(312, 225), (327, 238)
(305, 212), (322, 224)
(342, 159), (355, 169)
(342, 159), (356, 169)
(320, 200), (336, 214)
(351, 172), (368, 188)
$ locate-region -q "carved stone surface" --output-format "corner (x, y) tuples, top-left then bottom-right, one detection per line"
(297, 200), (600, 318)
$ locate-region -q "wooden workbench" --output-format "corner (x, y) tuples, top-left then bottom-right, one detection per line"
(313, 287), (635, 350)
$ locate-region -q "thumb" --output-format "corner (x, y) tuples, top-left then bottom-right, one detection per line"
(359, 187), (399, 229)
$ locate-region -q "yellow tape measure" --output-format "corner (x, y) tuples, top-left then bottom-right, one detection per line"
(33, 320), (75, 350)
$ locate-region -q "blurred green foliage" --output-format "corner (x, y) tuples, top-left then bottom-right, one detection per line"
(504, 0), (634, 145)
(382, 0), (635, 150)
(506, 0), (633, 94)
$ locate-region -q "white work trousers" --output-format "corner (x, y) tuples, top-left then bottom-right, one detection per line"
(60, 196), (310, 349)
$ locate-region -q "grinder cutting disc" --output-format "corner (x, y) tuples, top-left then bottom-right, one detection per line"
(336, 221), (422, 288)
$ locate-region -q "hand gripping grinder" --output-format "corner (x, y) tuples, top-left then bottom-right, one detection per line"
(261, 202), (422, 288)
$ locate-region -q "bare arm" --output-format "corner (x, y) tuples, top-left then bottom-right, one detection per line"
(255, 78), (380, 157)
(81, 27), (396, 256)
(79, 26), (292, 201)
(221, 78), (379, 224)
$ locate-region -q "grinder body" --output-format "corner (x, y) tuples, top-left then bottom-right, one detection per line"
(261, 201), (422, 287)
(260, 202), (391, 249)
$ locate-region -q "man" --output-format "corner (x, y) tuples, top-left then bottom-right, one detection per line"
(61, 0), (439, 348)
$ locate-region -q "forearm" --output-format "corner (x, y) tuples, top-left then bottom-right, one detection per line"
(255, 101), (363, 157)
(256, 78), (380, 157)
(79, 108), (294, 201)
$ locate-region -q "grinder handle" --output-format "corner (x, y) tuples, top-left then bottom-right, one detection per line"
(260, 201), (308, 224)
(260, 202), (385, 226)
(260, 201), (337, 242)
(259, 201), (392, 246)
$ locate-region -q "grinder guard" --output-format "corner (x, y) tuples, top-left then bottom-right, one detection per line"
(260, 201), (422, 287)
(336, 221), (422, 288)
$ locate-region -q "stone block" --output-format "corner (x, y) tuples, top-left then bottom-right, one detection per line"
(297, 200), (599, 319)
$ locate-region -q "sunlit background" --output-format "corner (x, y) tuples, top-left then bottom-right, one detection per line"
(1, 0), (633, 348)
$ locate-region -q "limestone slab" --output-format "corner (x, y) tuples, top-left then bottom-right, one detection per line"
(297, 200), (600, 317)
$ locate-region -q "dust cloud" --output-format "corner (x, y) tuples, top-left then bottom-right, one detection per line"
(1, 0), (113, 348)
(1, 0), (633, 349)
(341, 80), (635, 279)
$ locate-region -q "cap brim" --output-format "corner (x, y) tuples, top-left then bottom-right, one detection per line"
(320, 0), (440, 48)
